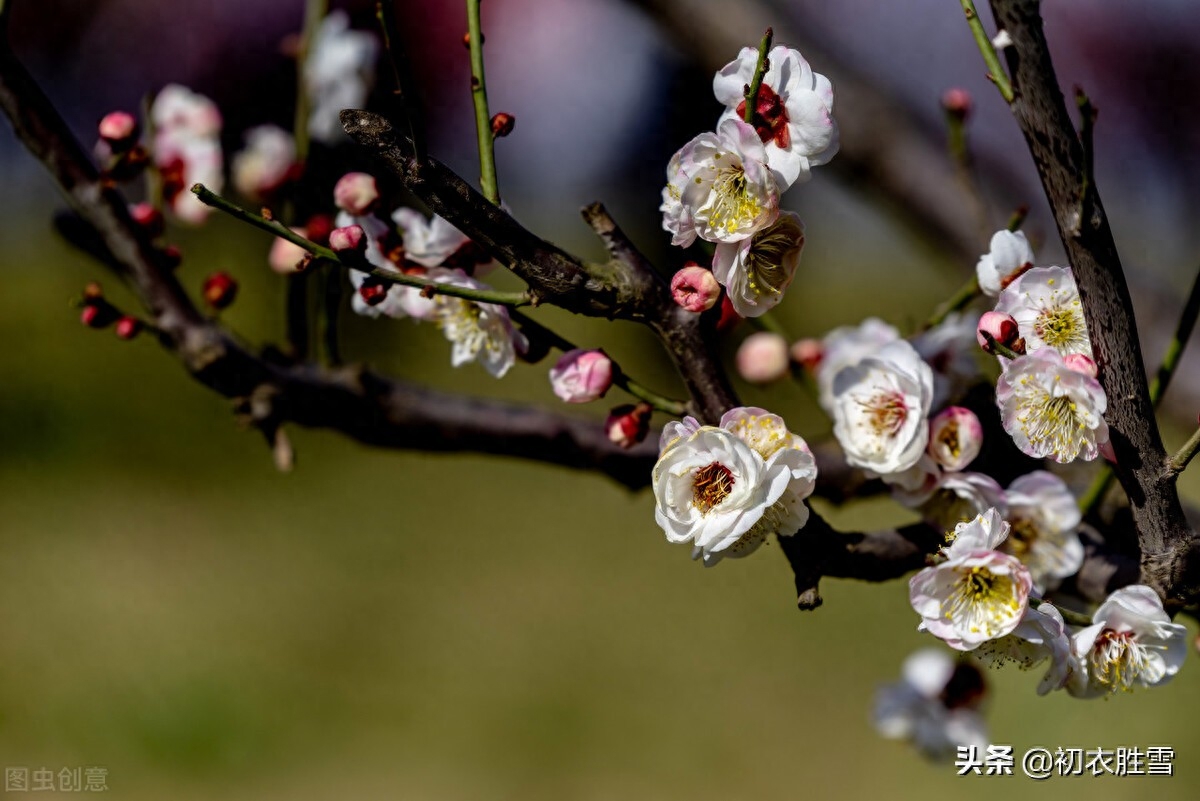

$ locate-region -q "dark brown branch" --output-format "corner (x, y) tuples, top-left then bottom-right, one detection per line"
(988, 0), (1199, 608)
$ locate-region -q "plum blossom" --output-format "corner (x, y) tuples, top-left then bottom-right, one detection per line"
(996, 266), (1092, 358)
(711, 211), (804, 317)
(713, 45), (838, 190)
(974, 602), (1075, 695)
(814, 317), (900, 413)
(830, 339), (934, 475)
(337, 211), (412, 319)
(735, 332), (790, 383)
(392, 208), (473, 268)
(305, 10), (379, 144)
(1068, 585), (1187, 698)
(976, 229), (1033, 297)
(231, 125), (295, 201)
(659, 118), (779, 246)
(150, 84), (223, 224)
(1000, 471), (1083, 591)
(670, 264), (721, 312)
(873, 649), (988, 760)
(918, 471), (1006, 530)
(420, 268), (528, 378)
(910, 509), (1033, 651)
(652, 408), (817, 566)
(996, 347), (1109, 463)
(927, 406), (983, 472)
(549, 349), (613, 403)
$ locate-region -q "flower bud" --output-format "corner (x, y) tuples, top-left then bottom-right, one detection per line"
(490, 112), (515, 138)
(976, 310), (1019, 353)
(789, 338), (823, 372)
(269, 230), (311, 274)
(941, 88), (973, 121)
(358, 279), (389, 307)
(333, 172), (379, 215)
(606, 402), (653, 449)
(202, 271), (238, 310)
(114, 315), (143, 340)
(80, 303), (117, 329)
(160, 244), (183, 270)
(927, 406), (983, 471)
(329, 224), (367, 255)
(129, 202), (164, 237)
(736, 331), (790, 383)
(548, 348), (613, 403)
(1063, 353), (1098, 378)
(98, 111), (140, 151)
(305, 213), (334, 246)
(670, 264), (721, 313)
(83, 281), (104, 301)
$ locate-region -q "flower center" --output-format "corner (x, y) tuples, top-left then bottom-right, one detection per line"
(858, 390), (909, 438)
(1004, 516), (1040, 558)
(705, 162), (761, 234)
(944, 566), (1021, 638)
(1015, 390), (1085, 456)
(692, 461), (735, 514)
(736, 84), (791, 149)
(745, 216), (803, 297)
(1034, 304), (1088, 353)
(936, 420), (962, 459)
(1089, 629), (1154, 692)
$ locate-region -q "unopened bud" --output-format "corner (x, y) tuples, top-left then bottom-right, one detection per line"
(670, 263), (721, 313)
(333, 172), (379, 215)
(359, 280), (389, 307)
(160, 245), (183, 269)
(83, 281), (104, 301)
(928, 406), (983, 471)
(1063, 353), (1098, 378)
(129, 202), (164, 237)
(736, 331), (790, 383)
(98, 111), (140, 151)
(976, 311), (1019, 353)
(789, 338), (823, 372)
(549, 349), (613, 403)
(202, 271), (238, 310)
(462, 32), (484, 47)
(490, 112), (515, 138)
(941, 88), (973, 120)
(114, 315), (143, 340)
(606, 402), (653, 449)
(329, 224), (367, 255)
(305, 213), (334, 246)
(80, 303), (115, 329)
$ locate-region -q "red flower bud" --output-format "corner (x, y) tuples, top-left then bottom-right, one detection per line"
(358, 280), (389, 307)
(114, 315), (143, 340)
(941, 88), (973, 120)
(305, 213), (334, 246)
(490, 113), (515, 138)
(203, 271), (239, 310)
(129, 202), (164, 237)
(606, 403), (653, 449)
(977, 311), (1019, 353)
(715, 293), (741, 333)
(329, 225), (367, 254)
(98, 111), (140, 151)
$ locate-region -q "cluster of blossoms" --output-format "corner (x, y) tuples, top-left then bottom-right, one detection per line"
(660, 43), (838, 318)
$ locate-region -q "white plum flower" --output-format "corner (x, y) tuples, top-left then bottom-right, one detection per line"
(814, 317), (900, 413)
(909, 508), (1033, 651)
(976, 229), (1034, 297)
(1000, 471), (1084, 591)
(995, 265), (1092, 358)
(393, 208), (473, 268)
(652, 408), (817, 566)
(231, 125), (296, 201)
(974, 602), (1075, 695)
(659, 117), (779, 246)
(1068, 585), (1188, 698)
(338, 211), (414, 320)
(305, 10), (379, 144)
(919, 471), (1007, 531)
(996, 347), (1109, 463)
(711, 211), (804, 317)
(874, 649), (988, 760)
(426, 268), (528, 378)
(150, 84), (223, 224)
(830, 339), (934, 476)
(713, 44), (838, 190)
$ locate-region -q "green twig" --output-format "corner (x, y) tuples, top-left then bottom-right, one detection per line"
(509, 309), (688, 416)
(376, 0), (424, 160)
(1006, 204), (1028, 232)
(466, 0), (499, 204)
(924, 277), (980, 331)
(191, 184), (532, 308)
(959, 0), (1014, 103)
(742, 27), (773, 125)
(1168, 426), (1200, 476)
(293, 0), (328, 166)
(980, 331), (1019, 360)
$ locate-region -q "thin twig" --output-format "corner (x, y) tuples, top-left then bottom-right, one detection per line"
(466, 0), (499, 204)
(191, 184), (533, 308)
(742, 27), (773, 125)
(1168, 426), (1200, 476)
(959, 0), (1014, 103)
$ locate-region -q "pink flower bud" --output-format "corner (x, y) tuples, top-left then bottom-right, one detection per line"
(606, 403), (652, 449)
(114, 315), (143, 340)
(548, 348), (613, 403)
(129, 202), (165, 238)
(98, 111), (139, 149)
(670, 264), (721, 312)
(789, 338), (823, 372)
(941, 88), (973, 120)
(333, 172), (379, 215)
(329, 224), (367, 254)
(736, 331), (790, 383)
(80, 303), (117, 329)
(359, 280), (389, 307)
(927, 406), (983, 471)
(269, 229), (311, 274)
(490, 112), (515, 138)
(203, 271), (238, 310)
(1063, 353), (1098, 378)
(976, 310), (1019, 352)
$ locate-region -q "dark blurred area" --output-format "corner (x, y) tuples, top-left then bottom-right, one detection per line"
(2, 1), (1199, 799)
